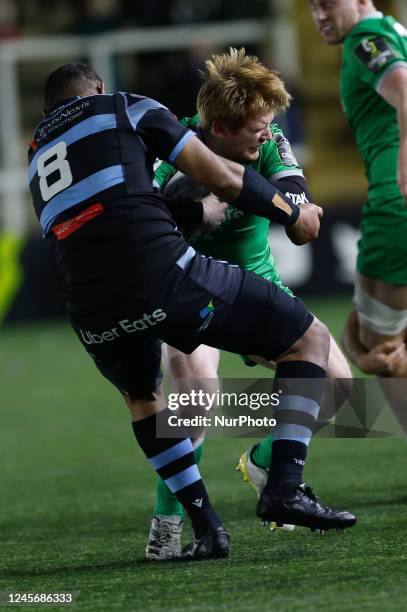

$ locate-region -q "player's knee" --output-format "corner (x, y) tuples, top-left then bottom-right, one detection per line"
(124, 387), (166, 420)
(287, 317), (330, 370)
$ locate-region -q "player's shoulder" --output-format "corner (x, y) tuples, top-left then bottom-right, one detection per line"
(344, 15), (407, 76)
(345, 15), (404, 51)
(262, 123), (297, 162)
(179, 113), (200, 129)
(258, 123), (283, 154)
(257, 123), (301, 176)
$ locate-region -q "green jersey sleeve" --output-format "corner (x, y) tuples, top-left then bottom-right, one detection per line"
(345, 15), (407, 92)
(256, 124), (304, 181)
(154, 115), (197, 189)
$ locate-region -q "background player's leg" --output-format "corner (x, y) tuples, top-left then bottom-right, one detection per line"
(352, 273), (407, 436)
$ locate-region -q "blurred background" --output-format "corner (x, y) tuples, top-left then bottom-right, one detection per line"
(0, 0), (404, 325)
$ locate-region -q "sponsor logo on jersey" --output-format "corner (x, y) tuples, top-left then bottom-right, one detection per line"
(354, 37), (395, 73)
(199, 299), (215, 319)
(37, 100), (91, 140)
(274, 133), (298, 167)
(285, 192), (309, 206)
(79, 309), (167, 345)
(52, 203), (104, 240)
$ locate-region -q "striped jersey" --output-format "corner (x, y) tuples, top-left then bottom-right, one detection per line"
(28, 92), (196, 312)
(28, 92), (195, 236)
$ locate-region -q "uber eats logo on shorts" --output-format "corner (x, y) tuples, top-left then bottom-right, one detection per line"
(80, 309), (167, 345)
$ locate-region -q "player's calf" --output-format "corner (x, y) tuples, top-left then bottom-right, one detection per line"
(255, 328), (356, 531)
(132, 406), (224, 555)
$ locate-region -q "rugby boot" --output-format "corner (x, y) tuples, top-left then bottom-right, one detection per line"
(180, 526), (230, 560)
(236, 445), (295, 532)
(235, 444), (268, 498)
(256, 483), (356, 532)
(145, 515), (183, 560)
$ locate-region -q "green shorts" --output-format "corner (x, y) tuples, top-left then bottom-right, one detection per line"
(357, 194), (407, 286)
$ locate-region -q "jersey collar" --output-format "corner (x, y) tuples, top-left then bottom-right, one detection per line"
(346, 11), (383, 41)
(47, 96), (82, 116)
(358, 11), (383, 22)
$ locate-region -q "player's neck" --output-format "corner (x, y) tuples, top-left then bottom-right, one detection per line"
(202, 130), (231, 160)
(357, 6), (382, 23)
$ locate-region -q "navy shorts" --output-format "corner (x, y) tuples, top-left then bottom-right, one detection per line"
(69, 249), (313, 399)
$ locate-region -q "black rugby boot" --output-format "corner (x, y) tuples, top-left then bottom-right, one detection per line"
(180, 526), (230, 560)
(256, 483), (356, 533)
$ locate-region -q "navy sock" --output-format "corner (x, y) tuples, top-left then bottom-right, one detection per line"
(268, 361), (326, 494)
(132, 408), (221, 536)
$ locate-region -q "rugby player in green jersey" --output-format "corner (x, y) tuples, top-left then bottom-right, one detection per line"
(146, 48), (352, 560)
(310, 1), (407, 433)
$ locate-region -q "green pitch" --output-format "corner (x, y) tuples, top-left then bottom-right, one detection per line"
(1, 296), (407, 611)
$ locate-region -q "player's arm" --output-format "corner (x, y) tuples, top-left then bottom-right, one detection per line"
(175, 136), (322, 244)
(273, 175), (315, 245)
(378, 66), (407, 202)
(164, 195), (203, 225)
(156, 164), (226, 233)
(262, 127), (316, 244)
(271, 174), (311, 204)
(265, 129), (312, 204)
(164, 194), (227, 235)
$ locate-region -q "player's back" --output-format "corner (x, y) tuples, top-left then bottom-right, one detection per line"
(29, 92), (185, 237)
(28, 92), (194, 311)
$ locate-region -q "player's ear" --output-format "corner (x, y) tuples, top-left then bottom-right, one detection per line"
(211, 120), (227, 139)
(97, 81), (106, 94)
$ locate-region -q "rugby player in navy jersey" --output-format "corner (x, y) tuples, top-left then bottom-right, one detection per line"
(28, 63), (356, 560)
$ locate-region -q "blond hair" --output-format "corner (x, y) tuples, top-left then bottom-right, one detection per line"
(197, 47), (291, 130)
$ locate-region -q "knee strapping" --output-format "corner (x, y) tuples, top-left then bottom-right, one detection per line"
(353, 284), (407, 336)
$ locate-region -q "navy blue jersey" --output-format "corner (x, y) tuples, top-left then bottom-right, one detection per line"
(28, 92), (194, 236)
(27, 93), (199, 313)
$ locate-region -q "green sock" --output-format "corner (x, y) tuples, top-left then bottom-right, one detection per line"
(251, 437), (272, 469)
(153, 440), (204, 518)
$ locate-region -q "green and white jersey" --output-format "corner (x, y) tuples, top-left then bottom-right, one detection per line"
(155, 114), (304, 289)
(341, 12), (407, 205)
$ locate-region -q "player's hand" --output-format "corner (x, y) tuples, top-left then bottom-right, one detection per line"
(201, 195), (227, 233)
(285, 202), (323, 245)
(356, 341), (407, 375)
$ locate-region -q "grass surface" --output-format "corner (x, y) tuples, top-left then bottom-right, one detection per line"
(1, 296), (407, 611)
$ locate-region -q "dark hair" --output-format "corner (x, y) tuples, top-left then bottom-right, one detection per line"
(44, 62), (102, 112)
